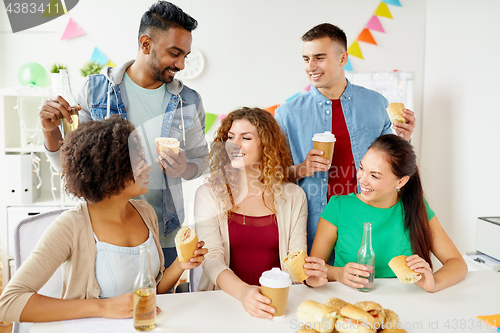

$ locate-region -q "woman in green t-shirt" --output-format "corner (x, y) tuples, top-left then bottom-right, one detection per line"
(309, 134), (467, 292)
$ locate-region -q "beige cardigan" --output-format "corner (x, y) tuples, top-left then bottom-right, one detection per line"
(195, 182), (308, 291)
(0, 200), (164, 323)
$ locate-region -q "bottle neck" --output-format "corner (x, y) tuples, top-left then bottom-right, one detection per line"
(135, 244), (155, 289)
(361, 223), (372, 249)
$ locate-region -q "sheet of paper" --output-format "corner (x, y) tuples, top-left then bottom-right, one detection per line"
(63, 318), (163, 333)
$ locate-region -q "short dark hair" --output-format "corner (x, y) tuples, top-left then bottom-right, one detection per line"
(138, 1), (198, 41)
(302, 23), (347, 52)
(61, 116), (143, 203)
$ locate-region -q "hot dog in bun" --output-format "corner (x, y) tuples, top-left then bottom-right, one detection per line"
(388, 255), (422, 284)
(386, 103), (406, 124)
(297, 300), (337, 333)
(283, 248), (308, 282)
(175, 226), (198, 263)
(354, 301), (384, 324)
(336, 303), (377, 333)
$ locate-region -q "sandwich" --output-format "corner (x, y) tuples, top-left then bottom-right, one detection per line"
(386, 103), (406, 124)
(336, 303), (377, 333)
(297, 300), (337, 333)
(154, 137), (180, 155)
(282, 248), (309, 282)
(174, 226), (198, 263)
(354, 301), (384, 324)
(381, 309), (400, 329)
(325, 297), (347, 313)
(297, 328), (320, 333)
(379, 329), (407, 333)
(388, 255), (422, 284)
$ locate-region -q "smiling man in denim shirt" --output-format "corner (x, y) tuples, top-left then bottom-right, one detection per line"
(275, 23), (415, 258)
(39, 1), (209, 272)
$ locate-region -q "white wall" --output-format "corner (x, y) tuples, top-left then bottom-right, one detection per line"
(0, 0), (427, 223)
(421, 0), (500, 254)
(0, 0), (426, 116)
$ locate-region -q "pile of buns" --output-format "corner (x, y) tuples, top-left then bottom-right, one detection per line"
(297, 297), (406, 333)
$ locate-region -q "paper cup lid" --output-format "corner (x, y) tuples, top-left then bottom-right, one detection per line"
(259, 268), (291, 288)
(312, 131), (336, 142)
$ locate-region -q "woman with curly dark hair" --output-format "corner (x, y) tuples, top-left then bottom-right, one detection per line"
(0, 116), (207, 323)
(194, 107), (327, 319)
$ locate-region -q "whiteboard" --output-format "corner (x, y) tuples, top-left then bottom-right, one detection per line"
(345, 71), (415, 111)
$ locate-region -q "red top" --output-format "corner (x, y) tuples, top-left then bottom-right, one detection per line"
(328, 99), (357, 200)
(228, 212), (280, 286)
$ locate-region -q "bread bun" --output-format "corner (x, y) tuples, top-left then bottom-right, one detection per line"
(174, 226), (198, 263)
(386, 103), (406, 124)
(155, 137), (180, 155)
(297, 300), (336, 333)
(382, 309), (400, 328)
(354, 301), (384, 324)
(325, 297), (348, 313)
(388, 255), (422, 284)
(282, 248), (308, 282)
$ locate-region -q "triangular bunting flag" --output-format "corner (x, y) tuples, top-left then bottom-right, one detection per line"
(366, 15), (385, 32)
(344, 58), (353, 72)
(358, 28), (377, 45)
(383, 0), (402, 6)
(375, 2), (393, 19)
(348, 41), (364, 60)
(204, 113), (217, 133)
(61, 18), (85, 40)
(217, 114), (227, 122)
(106, 60), (117, 68)
(477, 314), (500, 330)
(42, 0), (65, 17)
(305, 84), (311, 92)
(90, 47), (109, 66)
(285, 92), (301, 103)
(265, 104), (280, 116)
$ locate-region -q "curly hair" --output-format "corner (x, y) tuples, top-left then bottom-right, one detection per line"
(61, 115), (143, 203)
(206, 107), (293, 215)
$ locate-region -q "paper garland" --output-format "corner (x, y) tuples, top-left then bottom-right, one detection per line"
(59, 17), (116, 67)
(205, 113), (217, 133)
(346, 0), (401, 70)
(90, 47), (110, 66)
(61, 18), (85, 40)
(262, 0), (402, 112)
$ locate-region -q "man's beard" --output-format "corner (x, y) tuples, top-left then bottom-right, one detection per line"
(148, 48), (176, 84)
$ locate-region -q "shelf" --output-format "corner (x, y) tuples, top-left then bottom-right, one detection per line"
(5, 146), (46, 153)
(1, 86), (53, 98)
(5, 191), (78, 208)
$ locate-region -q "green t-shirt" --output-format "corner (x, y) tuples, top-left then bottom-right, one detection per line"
(320, 193), (435, 278)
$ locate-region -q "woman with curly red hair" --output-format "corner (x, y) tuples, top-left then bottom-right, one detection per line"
(194, 107), (327, 319)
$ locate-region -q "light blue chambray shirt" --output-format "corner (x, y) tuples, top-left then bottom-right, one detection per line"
(275, 79), (392, 251)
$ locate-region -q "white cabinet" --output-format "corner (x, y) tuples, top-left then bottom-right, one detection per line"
(0, 87), (77, 289)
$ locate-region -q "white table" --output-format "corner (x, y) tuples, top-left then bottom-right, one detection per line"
(30, 270), (499, 333)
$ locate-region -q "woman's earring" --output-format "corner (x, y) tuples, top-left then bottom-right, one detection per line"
(396, 187), (400, 192)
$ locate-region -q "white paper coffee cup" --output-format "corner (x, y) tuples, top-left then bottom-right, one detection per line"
(312, 131), (336, 163)
(259, 268), (292, 319)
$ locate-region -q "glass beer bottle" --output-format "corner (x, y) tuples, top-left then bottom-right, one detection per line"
(133, 244), (156, 331)
(59, 69), (79, 137)
(357, 222), (375, 292)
